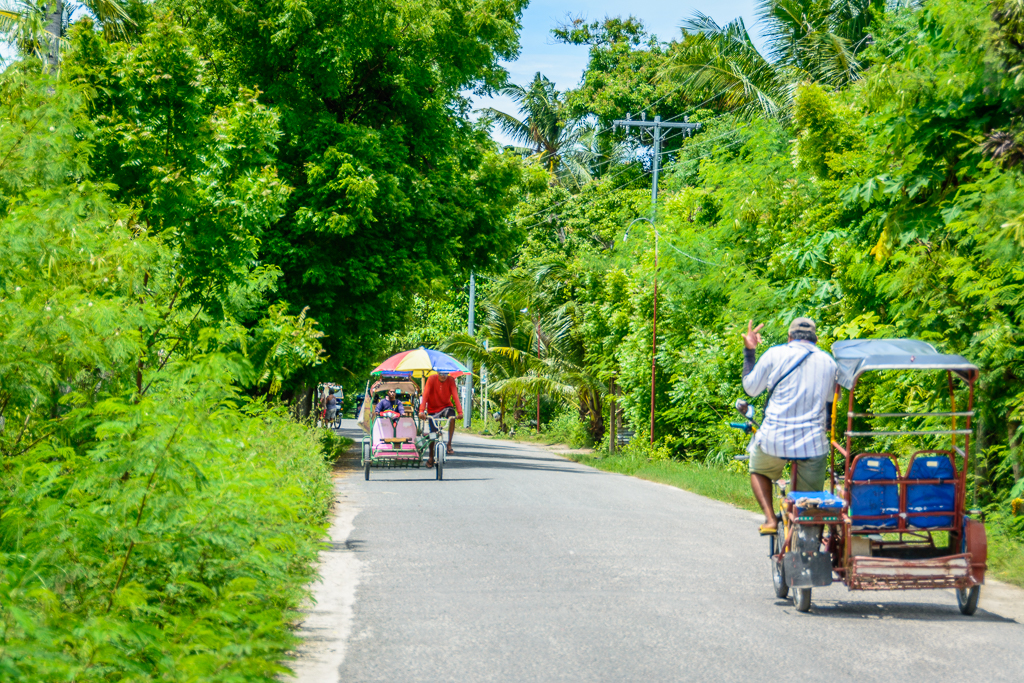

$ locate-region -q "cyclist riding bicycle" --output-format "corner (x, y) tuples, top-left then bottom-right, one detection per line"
(741, 317), (838, 535)
(418, 370), (463, 467)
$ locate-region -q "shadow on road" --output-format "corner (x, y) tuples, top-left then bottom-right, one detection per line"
(786, 599), (1018, 623)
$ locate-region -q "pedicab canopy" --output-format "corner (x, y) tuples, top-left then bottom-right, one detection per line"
(831, 339), (979, 390)
(371, 347), (469, 378)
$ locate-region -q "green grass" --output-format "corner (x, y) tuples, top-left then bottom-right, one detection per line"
(566, 452), (759, 513)
(988, 524), (1024, 587)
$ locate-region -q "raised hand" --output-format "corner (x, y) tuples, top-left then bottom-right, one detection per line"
(742, 320), (764, 350)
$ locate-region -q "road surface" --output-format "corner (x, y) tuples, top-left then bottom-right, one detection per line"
(289, 420), (1024, 682)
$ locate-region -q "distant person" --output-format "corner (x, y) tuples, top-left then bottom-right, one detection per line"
(741, 317), (838, 535)
(324, 389), (340, 426)
(419, 370), (463, 466)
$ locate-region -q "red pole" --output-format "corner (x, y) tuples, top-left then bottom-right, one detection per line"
(536, 317), (542, 434)
(650, 254), (657, 444)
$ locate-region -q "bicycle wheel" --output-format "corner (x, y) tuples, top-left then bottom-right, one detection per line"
(956, 585), (980, 615)
(794, 587), (812, 612)
(772, 520), (789, 599)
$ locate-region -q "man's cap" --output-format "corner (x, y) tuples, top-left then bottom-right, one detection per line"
(788, 317), (816, 335)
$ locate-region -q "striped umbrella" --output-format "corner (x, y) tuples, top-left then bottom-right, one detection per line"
(371, 347), (469, 378)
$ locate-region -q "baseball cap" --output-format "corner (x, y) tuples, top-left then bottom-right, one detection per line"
(788, 317), (816, 335)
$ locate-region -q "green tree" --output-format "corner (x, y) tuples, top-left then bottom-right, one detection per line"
(156, 0), (528, 388)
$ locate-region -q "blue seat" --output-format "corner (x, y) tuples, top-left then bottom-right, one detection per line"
(850, 456), (899, 528)
(906, 455), (956, 528)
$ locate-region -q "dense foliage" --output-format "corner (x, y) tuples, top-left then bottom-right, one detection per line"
(152, 0), (528, 390)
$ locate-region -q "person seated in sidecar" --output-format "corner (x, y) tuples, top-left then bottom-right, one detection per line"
(375, 389), (404, 419)
(741, 317), (838, 535)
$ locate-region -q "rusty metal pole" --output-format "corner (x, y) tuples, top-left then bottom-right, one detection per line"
(609, 377), (616, 454)
(536, 316), (542, 434)
(650, 246), (658, 445)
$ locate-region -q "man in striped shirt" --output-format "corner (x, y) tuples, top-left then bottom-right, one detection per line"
(742, 317), (838, 534)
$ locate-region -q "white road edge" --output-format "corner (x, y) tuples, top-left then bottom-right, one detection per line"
(287, 488), (361, 683)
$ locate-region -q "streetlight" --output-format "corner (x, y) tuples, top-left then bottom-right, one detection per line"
(623, 216), (659, 445)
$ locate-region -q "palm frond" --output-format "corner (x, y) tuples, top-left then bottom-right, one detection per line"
(83, 0), (136, 40)
(479, 107), (537, 150)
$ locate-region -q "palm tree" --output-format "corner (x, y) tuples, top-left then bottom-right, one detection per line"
(444, 256), (608, 440)
(0, 0), (133, 71)
(663, 0), (886, 119)
(480, 72), (599, 188)
(443, 298), (539, 433)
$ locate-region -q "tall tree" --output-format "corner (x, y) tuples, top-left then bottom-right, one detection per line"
(481, 72), (597, 188)
(158, 0), (528, 386)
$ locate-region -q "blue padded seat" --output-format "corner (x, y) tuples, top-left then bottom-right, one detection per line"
(906, 456), (956, 528)
(850, 456), (899, 528)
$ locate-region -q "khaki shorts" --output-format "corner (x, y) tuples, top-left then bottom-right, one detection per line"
(748, 440), (827, 492)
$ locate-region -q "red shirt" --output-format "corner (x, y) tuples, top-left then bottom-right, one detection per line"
(421, 374), (462, 415)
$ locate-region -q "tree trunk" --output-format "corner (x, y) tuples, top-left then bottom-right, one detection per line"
(43, 1), (63, 74)
(1010, 419), (1021, 484)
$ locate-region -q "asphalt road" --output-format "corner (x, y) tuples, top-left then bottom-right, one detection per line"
(290, 419), (1024, 682)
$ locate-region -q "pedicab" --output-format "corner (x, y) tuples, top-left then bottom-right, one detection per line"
(359, 347), (469, 482)
(733, 339), (986, 613)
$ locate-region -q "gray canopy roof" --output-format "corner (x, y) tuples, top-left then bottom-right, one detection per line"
(831, 339), (979, 390)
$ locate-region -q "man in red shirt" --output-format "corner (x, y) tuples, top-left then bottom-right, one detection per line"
(419, 370), (463, 466)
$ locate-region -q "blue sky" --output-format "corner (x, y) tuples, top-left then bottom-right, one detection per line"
(473, 0), (761, 143)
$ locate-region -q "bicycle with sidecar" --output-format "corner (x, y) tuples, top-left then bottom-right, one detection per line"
(358, 378), (448, 481)
(731, 339), (986, 613)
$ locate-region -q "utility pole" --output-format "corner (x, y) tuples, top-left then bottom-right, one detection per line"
(482, 340), (489, 433)
(613, 114), (700, 444)
(464, 271), (475, 428)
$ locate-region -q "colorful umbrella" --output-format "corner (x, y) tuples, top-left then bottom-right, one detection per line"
(371, 347), (469, 378)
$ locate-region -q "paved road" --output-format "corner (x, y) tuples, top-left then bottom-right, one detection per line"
(292, 420), (1024, 682)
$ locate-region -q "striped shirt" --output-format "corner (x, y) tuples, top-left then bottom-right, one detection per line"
(743, 341), (838, 459)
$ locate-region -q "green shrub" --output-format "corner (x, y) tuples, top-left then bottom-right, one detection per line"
(544, 409), (591, 448)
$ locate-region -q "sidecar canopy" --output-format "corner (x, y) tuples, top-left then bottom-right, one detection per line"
(832, 339), (979, 390)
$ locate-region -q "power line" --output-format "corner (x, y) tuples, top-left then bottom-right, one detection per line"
(516, 129), (750, 233)
(513, 115), (732, 227)
(510, 84), (739, 225)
